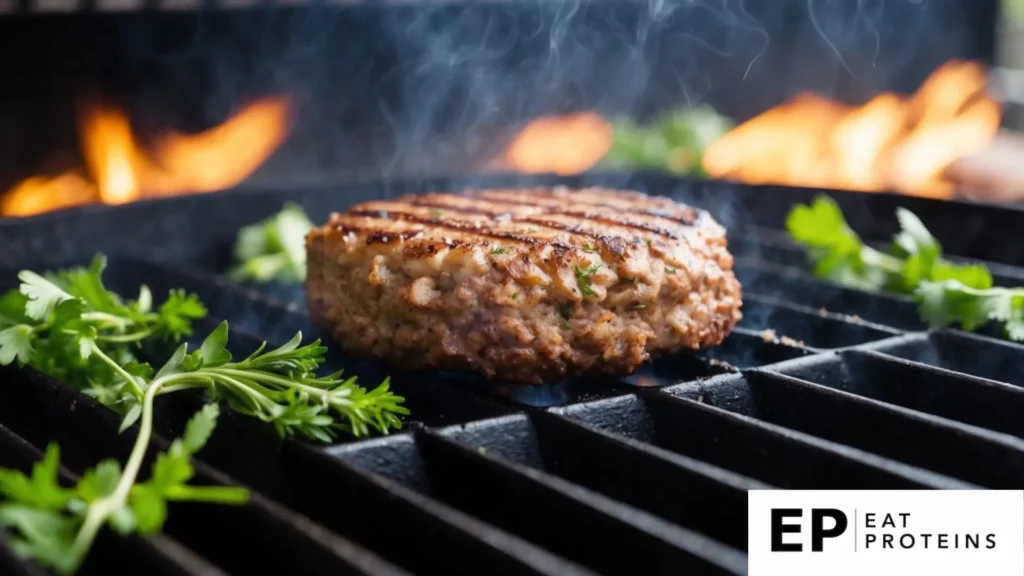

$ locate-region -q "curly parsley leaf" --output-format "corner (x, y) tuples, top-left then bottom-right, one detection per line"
(787, 195), (1024, 340)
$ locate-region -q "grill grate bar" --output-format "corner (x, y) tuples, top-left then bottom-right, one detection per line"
(701, 327), (813, 368)
(298, 438), (598, 576)
(782, 348), (1024, 440)
(740, 294), (901, 350)
(655, 391), (974, 489)
(877, 330), (1024, 389)
(703, 370), (1024, 488)
(735, 261), (925, 331)
(557, 392), (974, 490)
(412, 428), (748, 575)
(0, 367), (412, 576)
(439, 412), (767, 551)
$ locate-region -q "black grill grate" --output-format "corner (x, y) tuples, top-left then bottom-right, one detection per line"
(3, 173), (1024, 575)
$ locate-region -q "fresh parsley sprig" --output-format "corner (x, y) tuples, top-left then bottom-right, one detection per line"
(785, 195), (1024, 339)
(229, 202), (314, 284)
(0, 256), (408, 573)
(0, 404), (248, 575)
(137, 321), (409, 442)
(0, 259), (408, 439)
(0, 255), (206, 408)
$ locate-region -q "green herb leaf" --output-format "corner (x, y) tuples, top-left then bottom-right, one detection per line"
(574, 264), (602, 298)
(0, 325), (34, 365)
(0, 405), (246, 574)
(787, 196), (1024, 340)
(19, 271), (77, 321)
(0, 255), (409, 574)
(229, 203), (315, 284)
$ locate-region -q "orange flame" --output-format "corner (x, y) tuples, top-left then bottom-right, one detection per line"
(504, 112), (613, 175)
(1, 96), (291, 217)
(702, 60), (1001, 198)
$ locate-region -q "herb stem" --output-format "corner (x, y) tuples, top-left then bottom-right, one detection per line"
(88, 341), (144, 398)
(860, 246), (904, 274)
(80, 312), (133, 328)
(209, 368), (340, 399)
(95, 329), (155, 344)
(66, 379), (164, 572)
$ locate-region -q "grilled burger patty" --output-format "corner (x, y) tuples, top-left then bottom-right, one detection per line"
(304, 187), (743, 384)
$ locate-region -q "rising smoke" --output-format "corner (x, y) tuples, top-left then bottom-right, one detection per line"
(0, 0), (998, 194)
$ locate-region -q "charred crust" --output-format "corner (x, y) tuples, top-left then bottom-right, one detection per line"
(306, 187), (739, 385)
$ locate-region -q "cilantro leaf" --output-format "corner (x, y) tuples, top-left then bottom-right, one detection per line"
(0, 325), (34, 365)
(229, 203), (314, 284)
(19, 271), (77, 321)
(785, 196), (895, 289)
(787, 196), (1024, 340)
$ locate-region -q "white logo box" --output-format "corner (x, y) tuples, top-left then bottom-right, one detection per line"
(748, 490), (1024, 576)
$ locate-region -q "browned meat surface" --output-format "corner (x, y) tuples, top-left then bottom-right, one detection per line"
(304, 187), (743, 384)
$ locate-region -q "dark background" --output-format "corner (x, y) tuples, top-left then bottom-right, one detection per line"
(0, 0), (999, 192)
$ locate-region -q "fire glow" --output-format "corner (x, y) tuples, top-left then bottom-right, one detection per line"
(504, 112), (614, 176)
(504, 60), (1001, 199)
(1, 96), (291, 217)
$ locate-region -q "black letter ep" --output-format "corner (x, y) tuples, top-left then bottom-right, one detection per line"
(771, 509), (803, 552)
(811, 509), (848, 552)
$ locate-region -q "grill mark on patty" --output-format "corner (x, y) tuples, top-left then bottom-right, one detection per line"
(330, 189), (716, 266)
(526, 209), (679, 239)
(391, 194), (679, 240)
(352, 202), (627, 250)
(404, 195), (520, 217)
(342, 209), (581, 252)
(475, 188), (700, 226)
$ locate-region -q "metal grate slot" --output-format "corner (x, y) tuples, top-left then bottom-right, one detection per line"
(555, 393), (973, 490)
(729, 236), (808, 269)
(619, 350), (734, 388)
(875, 330), (1024, 388)
(0, 367), (409, 575)
(292, 438), (596, 576)
(740, 295), (900, 349)
(735, 262), (925, 331)
(782, 348), (1024, 440)
(684, 371), (1024, 488)
(369, 427), (751, 575)
(438, 414), (765, 550)
(699, 327), (813, 367)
